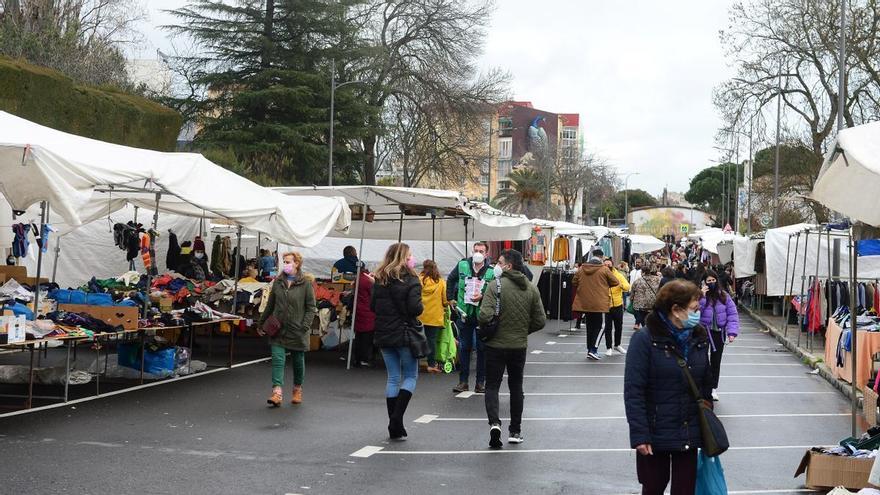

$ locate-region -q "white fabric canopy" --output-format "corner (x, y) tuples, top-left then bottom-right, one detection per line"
(698, 231), (747, 255)
(625, 234), (665, 254)
(733, 236), (761, 278)
(0, 111), (350, 247)
(274, 186), (533, 241)
(532, 219), (610, 240)
(812, 121), (880, 227)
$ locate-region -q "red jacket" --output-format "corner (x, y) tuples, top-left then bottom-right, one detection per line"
(355, 272), (376, 333)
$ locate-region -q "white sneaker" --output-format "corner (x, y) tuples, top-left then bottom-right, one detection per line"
(605, 348), (614, 357)
(614, 346), (627, 355)
(711, 389), (720, 401)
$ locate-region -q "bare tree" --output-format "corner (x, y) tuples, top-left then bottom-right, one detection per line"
(554, 149), (604, 223)
(0, 0), (146, 87)
(351, 0), (510, 184)
(581, 160), (619, 226)
(715, 0), (880, 223)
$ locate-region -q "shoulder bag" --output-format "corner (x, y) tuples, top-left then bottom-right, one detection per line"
(477, 278), (502, 343)
(262, 315), (282, 338)
(391, 280), (429, 359)
(677, 356), (729, 457)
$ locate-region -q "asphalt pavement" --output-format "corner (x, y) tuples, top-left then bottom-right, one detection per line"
(0, 311), (856, 494)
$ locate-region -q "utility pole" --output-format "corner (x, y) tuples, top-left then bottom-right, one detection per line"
(773, 63), (783, 228)
(838, 0), (847, 133)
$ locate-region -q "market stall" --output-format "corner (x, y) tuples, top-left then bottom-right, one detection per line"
(0, 112), (352, 411)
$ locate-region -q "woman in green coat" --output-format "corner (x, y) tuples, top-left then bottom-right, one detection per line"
(259, 252), (317, 407)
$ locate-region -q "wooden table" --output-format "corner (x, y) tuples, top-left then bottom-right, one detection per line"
(824, 319), (880, 391)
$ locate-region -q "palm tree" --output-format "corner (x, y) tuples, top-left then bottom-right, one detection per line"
(495, 168), (559, 219)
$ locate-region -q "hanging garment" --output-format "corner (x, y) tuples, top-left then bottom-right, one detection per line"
(807, 279), (823, 334)
(126, 223), (141, 261)
(220, 237), (232, 276)
(11, 223), (30, 258)
(210, 235), (222, 275)
(148, 230), (159, 276)
(37, 224), (55, 253)
(866, 283), (875, 312)
(166, 232), (181, 272)
(574, 239), (583, 264)
(622, 238), (632, 264)
(140, 233), (151, 271)
(552, 236), (570, 262)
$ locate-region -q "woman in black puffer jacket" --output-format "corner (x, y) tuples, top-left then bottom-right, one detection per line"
(624, 279), (713, 495)
(371, 243), (424, 440)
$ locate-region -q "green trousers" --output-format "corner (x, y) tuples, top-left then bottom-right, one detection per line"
(271, 344), (305, 387)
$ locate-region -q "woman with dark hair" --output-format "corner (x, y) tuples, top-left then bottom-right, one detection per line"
(419, 260), (447, 373)
(700, 270), (740, 401)
(371, 243), (423, 440)
(631, 262), (660, 330)
(624, 279), (713, 495)
(659, 267), (676, 288)
(353, 269), (376, 367)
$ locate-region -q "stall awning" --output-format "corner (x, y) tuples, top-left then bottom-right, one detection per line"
(625, 234), (666, 254)
(812, 121), (880, 227)
(274, 186), (533, 241)
(0, 112), (350, 247)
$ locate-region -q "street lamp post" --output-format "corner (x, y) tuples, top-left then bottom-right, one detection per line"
(328, 59), (366, 187)
(623, 172), (640, 230)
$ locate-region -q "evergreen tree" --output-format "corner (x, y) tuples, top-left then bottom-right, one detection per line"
(168, 0), (374, 185)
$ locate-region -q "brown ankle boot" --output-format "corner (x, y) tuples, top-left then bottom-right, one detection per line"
(291, 386), (303, 404)
(267, 389), (282, 407)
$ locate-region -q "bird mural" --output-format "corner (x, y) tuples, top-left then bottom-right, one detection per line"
(527, 116), (548, 156)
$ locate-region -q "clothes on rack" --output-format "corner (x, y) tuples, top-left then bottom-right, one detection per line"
(11, 223), (30, 259)
(552, 236), (570, 263)
(537, 268), (575, 320)
(529, 227), (547, 265)
(166, 231), (181, 272)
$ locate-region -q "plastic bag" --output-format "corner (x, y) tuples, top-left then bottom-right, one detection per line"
(435, 307), (458, 373)
(695, 451), (728, 495)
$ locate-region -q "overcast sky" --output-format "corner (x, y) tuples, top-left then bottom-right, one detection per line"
(135, 0), (735, 197)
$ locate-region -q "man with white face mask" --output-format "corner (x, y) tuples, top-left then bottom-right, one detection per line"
(446, 241), (495, 393)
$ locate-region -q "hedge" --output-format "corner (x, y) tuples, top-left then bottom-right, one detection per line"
(0, 56), (182, 151)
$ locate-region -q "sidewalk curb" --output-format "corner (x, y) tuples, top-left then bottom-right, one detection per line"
(741, 306), (861, 405)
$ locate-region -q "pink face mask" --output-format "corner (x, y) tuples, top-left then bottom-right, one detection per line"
(406, 257), (416, 269)
(282, 263), (295, 275)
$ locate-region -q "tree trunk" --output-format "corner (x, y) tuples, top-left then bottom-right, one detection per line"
(362, 135), (377, 185)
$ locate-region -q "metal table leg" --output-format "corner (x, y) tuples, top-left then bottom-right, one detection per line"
(64, 341), (71, 403)
(27, 344), (35, 409)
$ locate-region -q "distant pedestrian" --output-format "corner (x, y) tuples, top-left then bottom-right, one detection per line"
(624, 279), (713, 495)
(419, 260), (448, 374)
(700, 270), (740, 402)
(446, 241), (495, 393)
(631, 262), (661, 330)
(479, 250), (546, 448)
(572, 248), (620, 361)
(371, 243), (424, 440)
(259, 252), (317, 407)
(659, 266), (676, 289)
(604, 258), (631, 356)
(353, 269), (376, 368)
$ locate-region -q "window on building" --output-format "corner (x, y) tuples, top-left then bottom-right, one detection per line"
(498, 138), (512, 159)
(480, 173), (489, 186)
(561, 126), (578, 149)
(498, 117), (513, 131)
(497, 159), (513, 180)
(497, 179), (511, 191)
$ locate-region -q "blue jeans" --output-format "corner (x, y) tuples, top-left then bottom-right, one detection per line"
(457, 317), (486, 385)
(381, 347), (418, 398)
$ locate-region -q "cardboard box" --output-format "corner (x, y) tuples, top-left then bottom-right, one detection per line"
(58, 304), (139, 331)
(0, 266), (27, 283)
(795, 450), (875, 490)
(150, 294), (173, 312)
(866, 388), (879, 426)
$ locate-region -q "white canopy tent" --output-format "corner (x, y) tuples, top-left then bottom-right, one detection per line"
(732, 236), (762, 278)
(624, 234), (666, 255)
(812, 121), (880, 226)
(0, 111), (351, 247)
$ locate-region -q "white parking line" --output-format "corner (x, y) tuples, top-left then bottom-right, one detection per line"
(412, 413), (849, 423)
(479, 391), (836, 397)
(351, 445), (817, 457)
(518, 375), (812, 379)
(532, 351), (791, 356)
(525, 362), (804, 366)
(455, 391), (476, 399)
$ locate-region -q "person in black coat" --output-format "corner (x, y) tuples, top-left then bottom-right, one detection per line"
(371, 243), (424, 440)
(624, 279), (713, 495)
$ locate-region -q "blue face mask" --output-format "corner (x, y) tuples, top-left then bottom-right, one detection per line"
(684, 310), (701, 329)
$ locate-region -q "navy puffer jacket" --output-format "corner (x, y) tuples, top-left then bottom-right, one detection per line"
(624, 312), (713, 452)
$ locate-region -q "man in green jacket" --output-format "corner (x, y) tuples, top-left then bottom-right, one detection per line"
(478, 249), (546, 449)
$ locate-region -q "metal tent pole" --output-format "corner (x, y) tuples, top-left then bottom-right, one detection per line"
(431, 213), (436, 260)
(32, 201), (48, 316)
(811, 232), (823, 353)
(851, 228), (858, 437)
(229, 225), (242, 368)
(346, 200), (369, 370)
(795, 231), (809, 350)
(397, 210), (404, 242)
(781, 235), (794, 337)
(51, 237), (60, 284)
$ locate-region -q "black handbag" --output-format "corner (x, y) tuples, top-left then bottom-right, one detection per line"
(476, 278), (502, 343)
(677, 356), (730, 457)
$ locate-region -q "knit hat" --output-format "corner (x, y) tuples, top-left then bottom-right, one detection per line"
(193, 237), (206, 252)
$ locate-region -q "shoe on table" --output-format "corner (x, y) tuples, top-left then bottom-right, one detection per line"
(711, 389), (720, 401)
(489, 425), (503, 449)
(474, 383), (486, 394)
(508, 432), (524, 444)
(453, 383), (469, 393)
(605, 348), (614, 357)
(614, 346), (627, 355)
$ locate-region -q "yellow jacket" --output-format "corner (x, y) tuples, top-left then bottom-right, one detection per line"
(419, 276), (447, 327)
(609, 269), (631, 308)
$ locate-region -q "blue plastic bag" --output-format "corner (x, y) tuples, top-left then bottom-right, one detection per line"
(695, 451), (728, 495)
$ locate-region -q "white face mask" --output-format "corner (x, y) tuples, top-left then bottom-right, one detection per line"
(493, 265), (503, 278)
(194, 252), (204, 260)
(472, 252), (485, 265)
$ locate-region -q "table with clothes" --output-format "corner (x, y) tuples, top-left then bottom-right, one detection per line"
(825, 319), (880, 391)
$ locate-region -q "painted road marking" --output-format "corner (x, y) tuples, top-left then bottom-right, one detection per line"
(546, 341), (557, 345)
(530, 351), (791, 356)
(350, 446), (385, 458)
(456, 391), (475, 399)
(412, 413), (848, 423)
(517, 375), (812, 378)
(479, 391), (836, 397)
(525, 362), (804, 366)
(352, 445), (818, 457)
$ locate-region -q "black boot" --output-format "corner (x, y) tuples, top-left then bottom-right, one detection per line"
(389, 390), (412, 440)
(386, 397), (396, 419)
